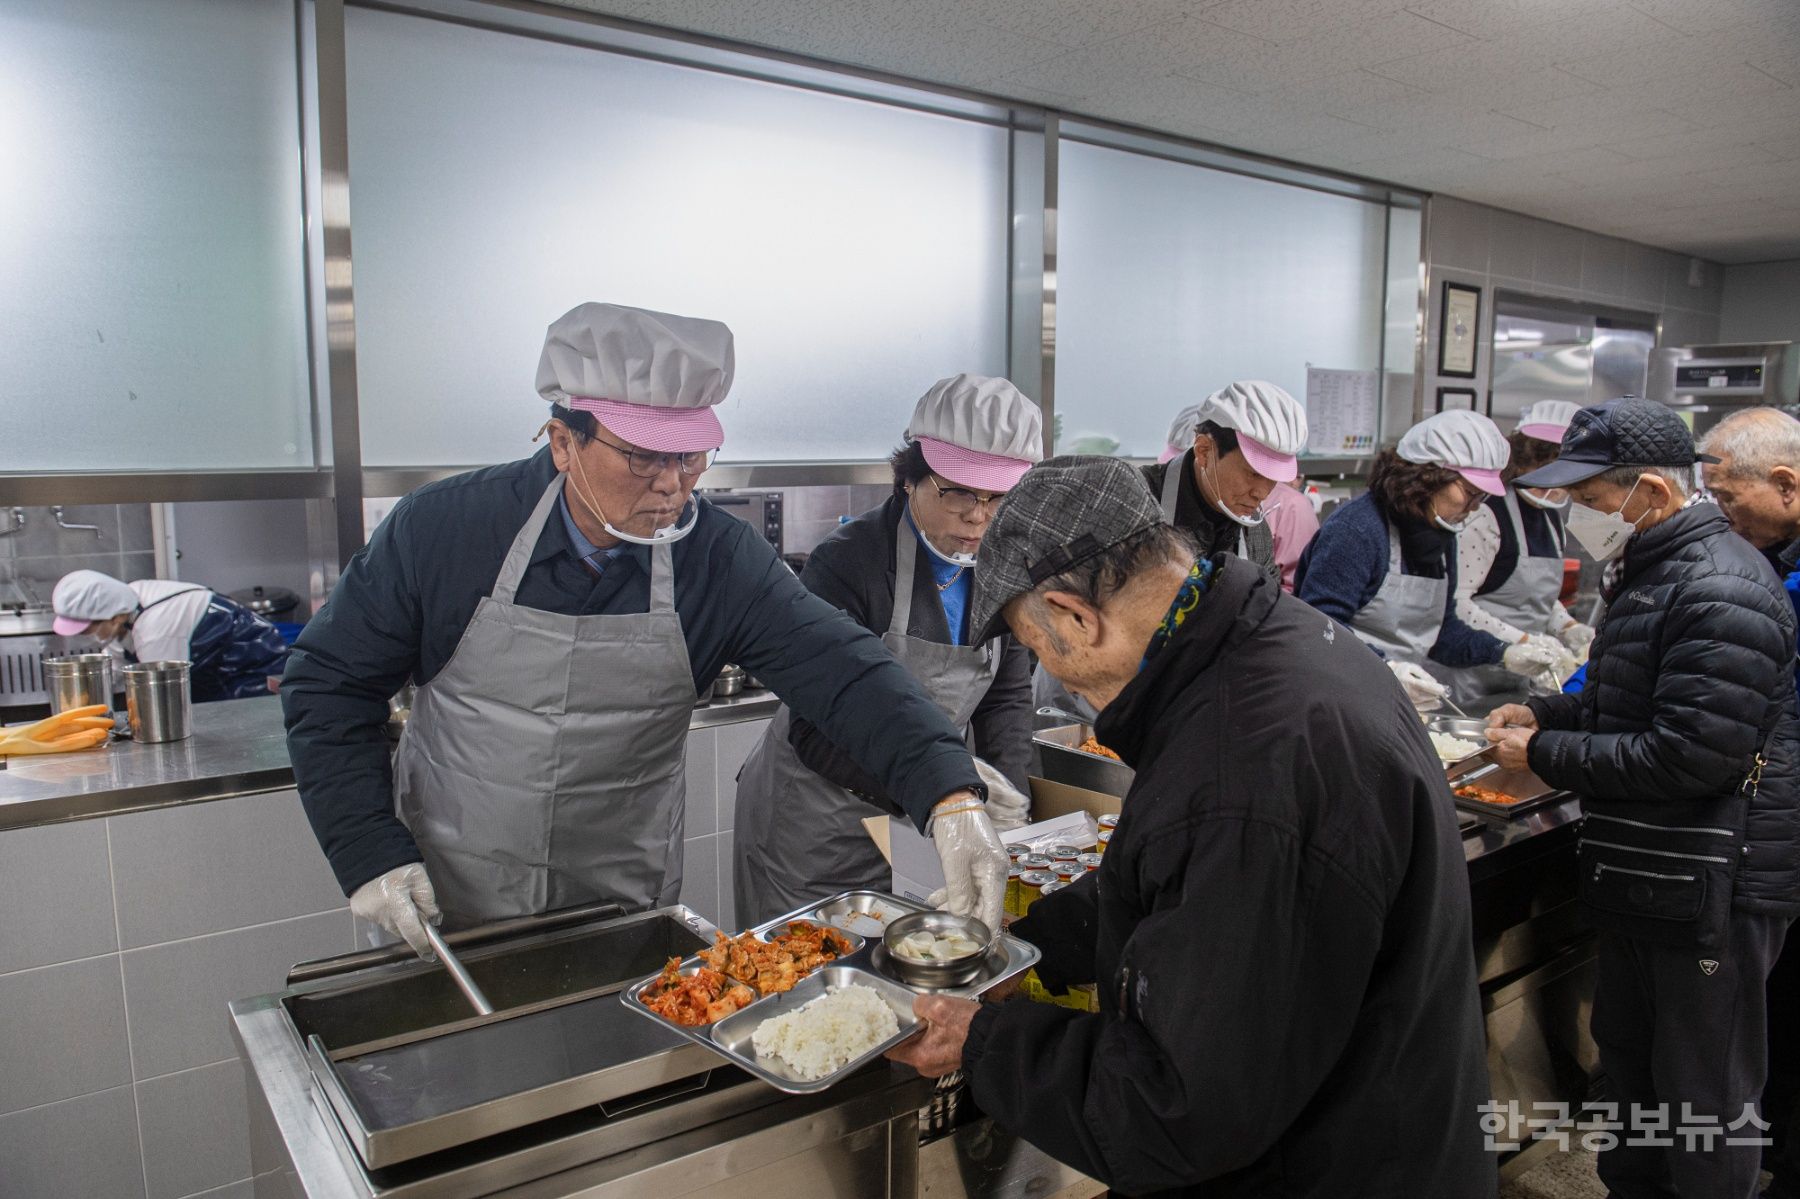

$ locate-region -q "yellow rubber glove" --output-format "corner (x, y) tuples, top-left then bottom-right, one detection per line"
(0, 705), (114, 756)
(5, 704), (113, 743)
(0, 727), (111, 755)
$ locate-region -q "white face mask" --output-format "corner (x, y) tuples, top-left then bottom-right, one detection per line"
(1518, 487), (1570, 512)
(907, 503), (977, 567)
(568, 450), (699, 546)
(1434, 513), (1476, 534)
(1566, 476), (1646, 561)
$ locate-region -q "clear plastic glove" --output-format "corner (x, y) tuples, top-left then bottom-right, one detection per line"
(972, 758), (1031, 832)
(1389, 660), (1447, 712)
(925, 792), (1007, 934)
(1502, 634), (1564, 678)
(1559, 622), (1596, 658)
(349, 862), (441, 958)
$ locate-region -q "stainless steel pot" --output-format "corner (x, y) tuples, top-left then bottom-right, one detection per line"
(44, 653), (115, 714)
(231, 585), (300, 620)
(714, 664), (745, 697)
(125, 661), (191, 743)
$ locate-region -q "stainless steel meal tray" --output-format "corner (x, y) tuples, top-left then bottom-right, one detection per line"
(1032, 723), (1135, 795)
(621, 891), (1041, 1094)
(1425, 716), (1496, 772)
(1451, 765), (1562, 820)
(289, 905), (726, 1169)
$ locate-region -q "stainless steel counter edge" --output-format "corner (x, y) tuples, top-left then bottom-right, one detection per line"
(0, 692), (782, 831)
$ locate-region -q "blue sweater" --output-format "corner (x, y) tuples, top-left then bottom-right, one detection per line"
(1294, 492), (1506, 669)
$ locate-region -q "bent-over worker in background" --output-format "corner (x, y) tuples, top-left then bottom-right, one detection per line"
(51, 569), (290, 701)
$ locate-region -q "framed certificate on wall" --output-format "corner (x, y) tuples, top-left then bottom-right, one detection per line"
(1438, 282), (1482, 378)
(1436, 386), (1478, 413)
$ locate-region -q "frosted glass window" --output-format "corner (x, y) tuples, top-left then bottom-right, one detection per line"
(0, 0), (311, 471)
(345, 10), (1009, 467)
(1055, 140), (1388, 457)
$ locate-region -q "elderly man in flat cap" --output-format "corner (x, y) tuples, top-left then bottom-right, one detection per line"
(889, 455), (1494, 1198)
(885, 453), (1490, 1188)
(284, 302), (1007, 955)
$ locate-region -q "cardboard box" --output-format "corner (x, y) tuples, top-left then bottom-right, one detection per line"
(865, 776), (1123, 902)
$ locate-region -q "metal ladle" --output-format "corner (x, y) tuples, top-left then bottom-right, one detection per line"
(421, 920), (495, 1016)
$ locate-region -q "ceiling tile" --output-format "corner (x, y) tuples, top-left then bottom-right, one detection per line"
(958, 0), (1192, 49)
(1193, 0), (1409, 44)
(1403, 0), (1627, 39)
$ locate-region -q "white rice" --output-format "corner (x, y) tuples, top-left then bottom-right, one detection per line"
(1430, 731), (1482, 761)
(750, 984), (900, 1081)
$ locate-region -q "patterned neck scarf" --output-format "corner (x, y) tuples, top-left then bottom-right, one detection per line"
(1142, 556), (1215, 668)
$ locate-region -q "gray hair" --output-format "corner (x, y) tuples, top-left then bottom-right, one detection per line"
(1022, 523), (1196, 654)
(1697, 408), (1800, 481)
(1592, 463), (1692, 497)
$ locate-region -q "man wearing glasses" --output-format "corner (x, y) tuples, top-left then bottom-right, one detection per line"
(734, 375), (1043, 923)
(283, 304), (1007, 954)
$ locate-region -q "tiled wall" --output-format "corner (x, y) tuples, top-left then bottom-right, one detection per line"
(0, 791), (352, 1199)
(0, 718), (768, 1199)
(1420, 195), (1726, 414)
(0, 504), (157, 607)
(679, 716), (772, 934)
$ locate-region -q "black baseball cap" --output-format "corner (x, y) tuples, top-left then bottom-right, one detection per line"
(1513, 396), (1717, 490)
(967, 456), (1164, 645)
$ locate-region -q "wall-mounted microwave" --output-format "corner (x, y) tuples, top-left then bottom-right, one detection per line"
(699, 490), (782, 555)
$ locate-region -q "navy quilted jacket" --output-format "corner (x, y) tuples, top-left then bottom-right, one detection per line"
(1527, 502), (1800, 932)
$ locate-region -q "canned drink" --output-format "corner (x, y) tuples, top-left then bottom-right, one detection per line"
(1049, 845), (1082, 862)
(1005, 844), (1029, 862)
(1076, 852), (1104, 871)
(1054, 863), (1084, 884)
(1096, 829), (1113, 855)
(1019, 854), (1054, 872)
(1098, 813), (1120, 831)
(1006, 863), (1025, 916)
(1040, 879), (1067, 897)
(1017, 870), (1056, 912)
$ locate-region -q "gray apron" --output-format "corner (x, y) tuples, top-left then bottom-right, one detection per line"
(1450, 489), (1567, 711)
(733, 526), (997, 926)
(393, 476), (696, 928)
(1352, 520), (1448, 670)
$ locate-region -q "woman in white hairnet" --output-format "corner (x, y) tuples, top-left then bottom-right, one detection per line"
(1449, 400), (1593, 708)
(1294, 410), (1564, 711)
(734, 375), (1043, 924)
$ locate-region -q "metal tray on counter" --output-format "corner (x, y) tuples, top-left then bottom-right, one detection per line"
(621, 890), (1041, 1094)
(290, 905), (726, 1169)
(1033, 723), (1134, 795)
(1451, 765), (1562, 820)
(1425, 716), (1496, 772)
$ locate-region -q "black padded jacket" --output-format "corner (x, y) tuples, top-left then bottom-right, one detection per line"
(1526, 502), (1800, 943)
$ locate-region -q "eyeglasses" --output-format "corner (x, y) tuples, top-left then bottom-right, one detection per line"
(1447, 478), (1487, 514)
(590, 436), (714, 479)
(927, 475), (1002, 517)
